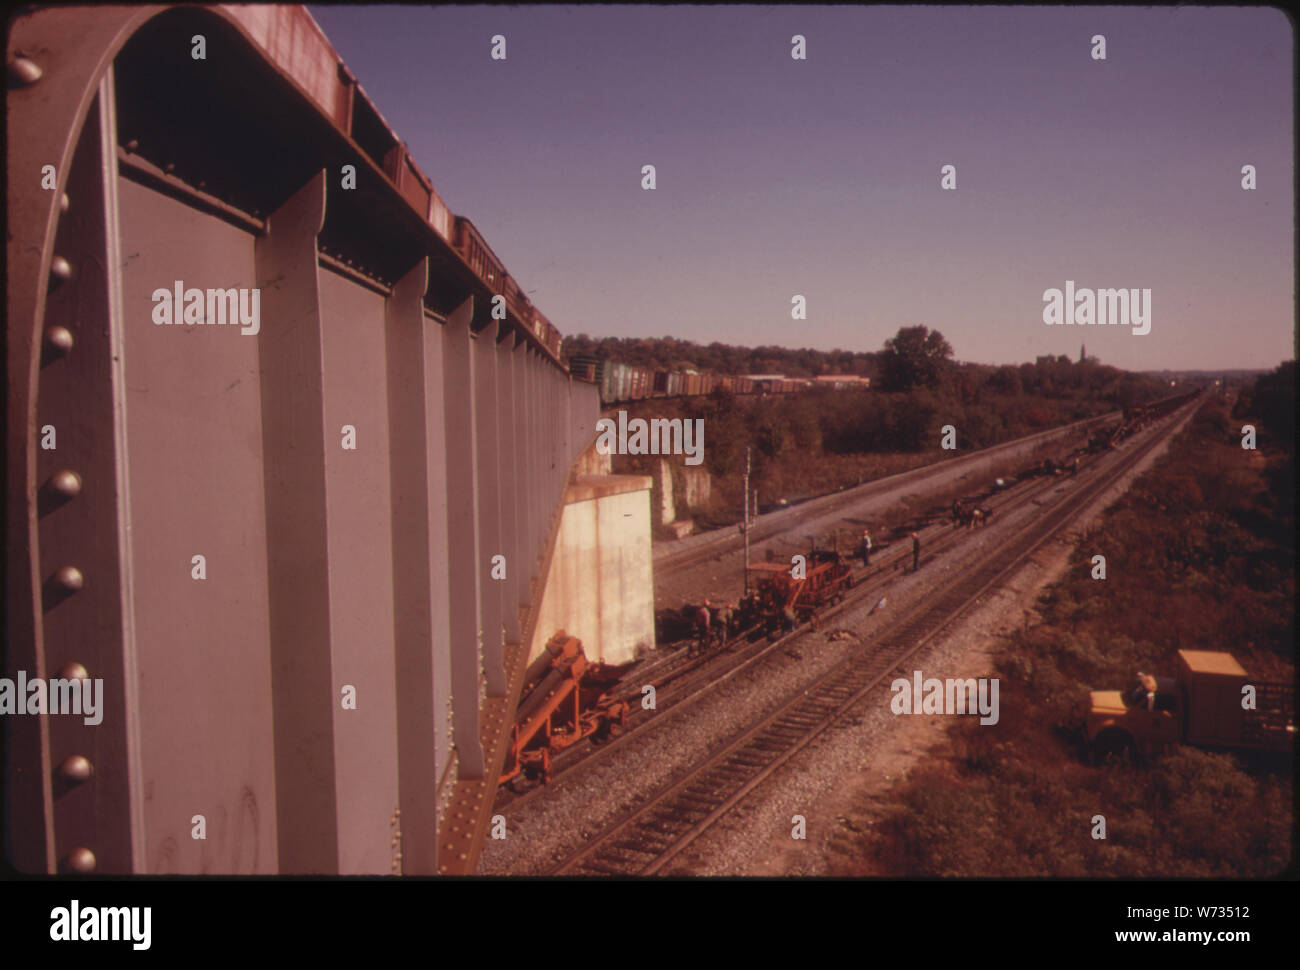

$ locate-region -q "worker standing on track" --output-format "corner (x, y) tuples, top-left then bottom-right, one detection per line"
(911, 532), (920, 572)
(693, 599), (712, 656)
(717, 602), (734, 647)
(861, 528), (873, 566)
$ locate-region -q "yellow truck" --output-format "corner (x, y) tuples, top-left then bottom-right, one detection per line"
(1085, 650), (1294, 764)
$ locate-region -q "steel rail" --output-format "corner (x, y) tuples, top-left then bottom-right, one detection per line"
(652, 411), (1117, 575)
(494, 458), (1074, 814)
(544, 400), (1198, 875)
(495, 418), (1116, 817)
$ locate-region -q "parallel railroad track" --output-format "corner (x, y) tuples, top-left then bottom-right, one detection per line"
(652, 412), (1118, 576)
(542, 399), (1198, 875)
(493, 422), (1134, 816)
(493, 447), (1085, 816)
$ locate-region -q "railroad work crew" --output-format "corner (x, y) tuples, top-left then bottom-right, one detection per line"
(861, 529), (873, 566)
(911, 532), (920, 572)
(716, 602), (735, 647)
(693, 600), (712, 655)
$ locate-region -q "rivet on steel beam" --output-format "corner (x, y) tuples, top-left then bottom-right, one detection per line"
(58, 755), (94, 784)
(164, 162), (175, 173)
(60, 662), (89, 681)
(49, 470), (83, 498)
(50, 256), (73, 286)
(62, 847), (96, 873)
(124, 139), (139, 153)
(8, 56), (42, 85)
(44, 325), (74, 356)
(54, 566), (84, 592)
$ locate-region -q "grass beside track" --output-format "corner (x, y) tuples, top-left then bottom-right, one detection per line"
(832, 391), (1294, 878)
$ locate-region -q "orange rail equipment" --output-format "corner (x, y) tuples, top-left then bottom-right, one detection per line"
(500, 632), (630, 787)
(744, 545), (854, 628)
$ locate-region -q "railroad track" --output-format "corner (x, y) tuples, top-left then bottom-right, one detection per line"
(543, 399), (1198, 875)
(494, 432), (1113, 816)
(652, 412), (1117, 575)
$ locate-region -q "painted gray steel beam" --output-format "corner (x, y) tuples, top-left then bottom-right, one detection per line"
(523, 351), (536, 558)
(536, 353), (549, 553)
(576, 382), (599, 455)
(254, 170), (339, 874)
(524, 349), (540, 584)
(441, 297), (484, 779)
(547, 373), (559, 521)
(563, 377), (574, 479)
(383, 258), (439, 873)
(513, 334), (532, 622)
(423, 305), (454, 812)
(318, 267), (400, 875)
(497, 329), (521, 644)
(473, 318), (506, 698)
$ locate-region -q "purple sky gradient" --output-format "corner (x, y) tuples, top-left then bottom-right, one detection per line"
(308, 4), (1294, 370)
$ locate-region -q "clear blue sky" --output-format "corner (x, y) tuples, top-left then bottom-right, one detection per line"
(309, 4), (1294, 370)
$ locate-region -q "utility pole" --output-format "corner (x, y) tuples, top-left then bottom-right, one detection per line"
(743, 447), (751, 597)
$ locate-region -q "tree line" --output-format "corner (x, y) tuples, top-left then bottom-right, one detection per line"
(569, 325), (1170, 403)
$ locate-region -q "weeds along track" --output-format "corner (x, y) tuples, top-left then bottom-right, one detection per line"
(541, 401), (1198, 875)
(496, 411), (1132, 818)
(652, 412), (1118, 575)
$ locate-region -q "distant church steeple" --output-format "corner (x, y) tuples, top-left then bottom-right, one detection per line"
(1080, 343), (1086, 363)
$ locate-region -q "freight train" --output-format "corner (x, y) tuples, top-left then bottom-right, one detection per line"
(1120, 388), (1200, 430)
(1080, 388), (1201, 455)
(569, 356), (869, 406)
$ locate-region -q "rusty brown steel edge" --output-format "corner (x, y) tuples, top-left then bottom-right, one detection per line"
(17, 3), (564, 368)
(436, 458), (581, 875)
(209, 3), (567, 366)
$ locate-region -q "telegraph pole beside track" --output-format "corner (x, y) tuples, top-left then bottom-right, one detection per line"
(743, 447), (752, 596)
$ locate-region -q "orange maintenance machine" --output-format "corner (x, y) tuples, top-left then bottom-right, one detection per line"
(744, 546), (855, 630)
(500, 632), (630, 787)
